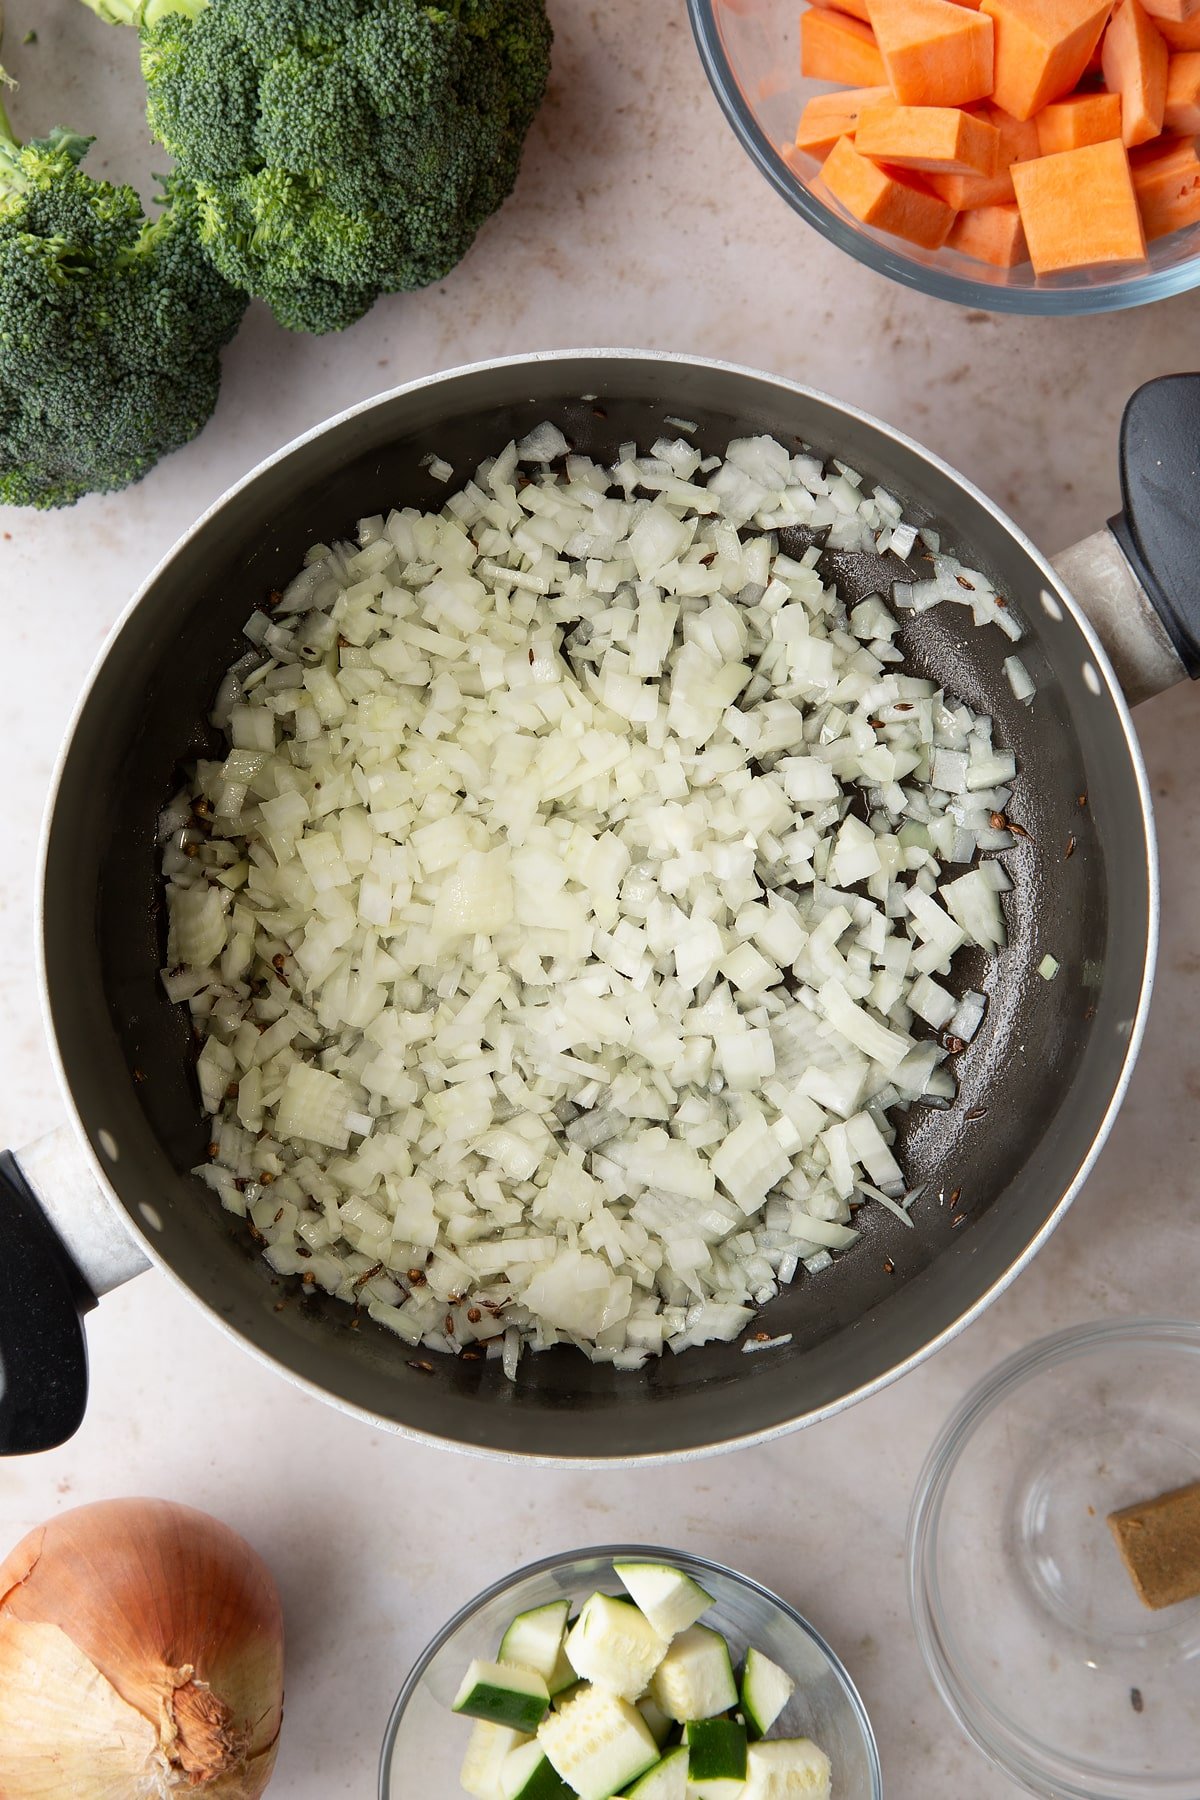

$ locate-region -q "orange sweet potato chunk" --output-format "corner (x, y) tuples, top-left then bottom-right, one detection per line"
(855, 98), (1002, 169)
(866, 0), (995, 103)
(981, 0), (1115, 118)
(1164, 50), (1200, 126)
(1037, 90), (1124, 148)
(801, 8), (888, 82)
(1012, 137), (1147, 266)
(1156, 12), (1200, 42)
(793, 85), (894, 158)
(819, 133), (958, 243)
(808, 0), (874, 23)
(926, 102), (1041, 201)
(1140, 0), (1200, 25)
(948, 199), (1030, 258)
(1103, 0), (1169, 143)
(1131, 131), (1200, 231)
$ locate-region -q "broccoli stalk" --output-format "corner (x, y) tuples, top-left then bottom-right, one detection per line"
(0, 74), (24, 158)
(0, 42), (247, 509)
(76, 0), (553, 335)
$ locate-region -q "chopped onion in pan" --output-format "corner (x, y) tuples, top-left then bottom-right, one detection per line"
(1004, 654), (1037, 704)
(161, 426), (1024, 1375)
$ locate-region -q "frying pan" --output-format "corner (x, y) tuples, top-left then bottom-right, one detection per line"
(3, 351), (1196, 1464)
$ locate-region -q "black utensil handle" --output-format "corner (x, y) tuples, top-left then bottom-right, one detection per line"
(1110, 373), (1200, 680)
(0, 1151), (94, 1455)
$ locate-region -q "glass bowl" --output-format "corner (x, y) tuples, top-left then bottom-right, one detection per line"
(908, 1319), (1200, 1800)
(379, 1543), (882, 1800)
(687, 0), (1200, 314)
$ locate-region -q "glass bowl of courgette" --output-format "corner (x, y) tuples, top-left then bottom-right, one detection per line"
(378, 1544), (881, 1800)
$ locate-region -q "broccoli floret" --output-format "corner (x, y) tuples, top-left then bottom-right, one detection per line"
(0, 92), (247, 508)
(80, 0), (552, 335)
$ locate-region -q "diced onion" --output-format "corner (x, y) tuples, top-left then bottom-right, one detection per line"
(162, 426), (1019, 1376)
(948, 989), (987, 1044)
(742, 1332), (793, 1353)
(1004, 654), (1036, 704)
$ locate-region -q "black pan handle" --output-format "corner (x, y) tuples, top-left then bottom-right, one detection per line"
(1109, 373), (1200, 680)
(0, 1151), (94, 1455)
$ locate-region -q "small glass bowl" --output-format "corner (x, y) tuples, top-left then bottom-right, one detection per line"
(379, 1543), (882, 1800)
(908, 1319), (1200, 1800)
(687, 0), (1200, 314)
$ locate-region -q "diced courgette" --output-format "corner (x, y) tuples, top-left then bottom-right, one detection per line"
(461, 1720), (530, 1800)
(548, 1634), (580, 1699)
(740, 1646), (796, 1740)
(500, 1601), (572, 1685)
(501, 1739), (574, 1800)
(451, 1559), (830, 1800)
(636, 1693), (675, 1748)
(741, 1738), (832, 1800)
(454, 1659), (551, 1733)
(621, 1744), (688, 1800)
(565, 1593), (668, 1701)
(613, 1561), (714, 1638)
(686, 1718), (747, 1800)
(538, 1683), (659, 1800)
(649, 1626), (737, 1722)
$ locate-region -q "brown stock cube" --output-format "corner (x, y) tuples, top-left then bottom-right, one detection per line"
(1107, 1479), (1200, 1609)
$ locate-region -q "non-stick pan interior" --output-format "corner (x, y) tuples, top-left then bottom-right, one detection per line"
(42, 354), (1154, 1459)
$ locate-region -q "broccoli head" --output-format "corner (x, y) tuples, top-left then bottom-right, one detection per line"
(80, 0), (553, 335)
(0, 99), (247, 508)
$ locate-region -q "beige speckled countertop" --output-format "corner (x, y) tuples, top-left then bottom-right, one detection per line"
(3, 3), (1200, 1795)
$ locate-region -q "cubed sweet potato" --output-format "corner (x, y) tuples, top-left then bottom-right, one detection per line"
(793, 85), (894, 158)
(801, 8), (889, 81)
(1036, 90), (1124, 150)
(982, 0), (1115, 118)
(819, 133), (959, 243)
(1131, 130), (1200, 231)
(855, 98), (1002, 170)
(1011, 135), (1147, 265)
(948, 198), (1030, 257)
(1102, 0), (1169, 145)
(866, 0), (995, 102)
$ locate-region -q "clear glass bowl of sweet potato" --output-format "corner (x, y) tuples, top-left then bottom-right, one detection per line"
(688, 0), (1200, 312)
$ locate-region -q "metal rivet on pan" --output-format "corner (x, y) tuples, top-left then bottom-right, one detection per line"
(138, 1202), (164, 1231)
(97, 1129), (119, 1162)
(1082, 661), (1102, 695)
(1040, 589), (1064, 621)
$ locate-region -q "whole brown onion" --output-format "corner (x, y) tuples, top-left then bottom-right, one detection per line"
(0, 1497), (285, 1798)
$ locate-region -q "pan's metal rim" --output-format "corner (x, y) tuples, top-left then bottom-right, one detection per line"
(376, 1540), (883, 1800)
(34, 347), (1161, 1466)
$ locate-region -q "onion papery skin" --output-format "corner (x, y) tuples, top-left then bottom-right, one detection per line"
(0, 1497), (284, 1799)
